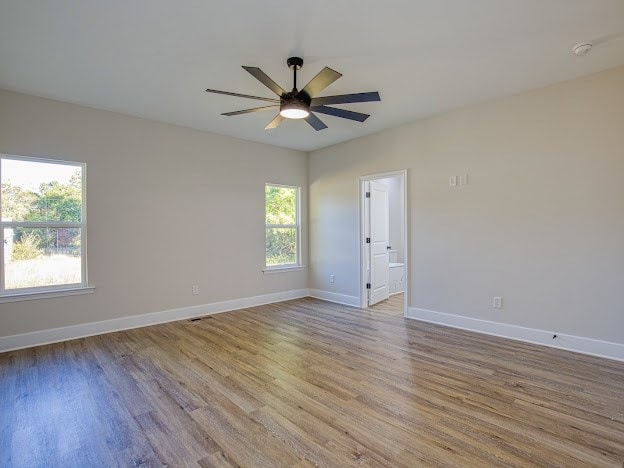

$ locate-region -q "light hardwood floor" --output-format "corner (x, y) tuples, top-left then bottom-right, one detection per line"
(367, 293), (404, 315)
(2, 297), (624, 467)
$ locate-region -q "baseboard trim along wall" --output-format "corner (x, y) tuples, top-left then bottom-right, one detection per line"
(308, 289), (360, 307)
(0, 289), (310, 353)
(407, 307), (624, 362)
(4, 292), (621, 363)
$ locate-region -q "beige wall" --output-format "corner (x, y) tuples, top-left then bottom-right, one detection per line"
(309, 65), (624, 344)
(2, 65), (623, 346)
(0, 90), (307, 337)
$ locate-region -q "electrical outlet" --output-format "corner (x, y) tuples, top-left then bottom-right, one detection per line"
(493, 296), (502, 309)
(192, 285), (199, 295)
(449, 176), (457, 187)
(460, 174), (468, 186)
(330, 274), (335, 283)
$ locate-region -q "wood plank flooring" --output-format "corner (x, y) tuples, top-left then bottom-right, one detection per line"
(2, 297), (624, 467)
(367, 293), (404, 314)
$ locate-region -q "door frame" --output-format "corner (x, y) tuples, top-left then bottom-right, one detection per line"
(359, 169), (408, 316)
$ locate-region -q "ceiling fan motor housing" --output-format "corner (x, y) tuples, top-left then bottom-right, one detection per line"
(283, 89), (311, 105)
(280, 89), (311, 119)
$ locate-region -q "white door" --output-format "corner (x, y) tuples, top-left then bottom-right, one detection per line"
(368, 180), (390, 306)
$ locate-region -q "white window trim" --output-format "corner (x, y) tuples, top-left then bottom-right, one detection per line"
(0, 154), (90, 300)
(265, 183), (301, 271)
(0, 286), (95, 303)
(262, 265), (306, 274)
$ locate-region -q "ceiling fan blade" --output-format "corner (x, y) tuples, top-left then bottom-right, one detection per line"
(311, 105), (370, 122)
(265, 114), (285, 129)
(242, 66), (286, 97)
(300, 67), (342, 98)
(304, 113), (328, 131)
(206, 88), (280, 103)
(222, 105), (279, 116)
(311, 91), (381, 106)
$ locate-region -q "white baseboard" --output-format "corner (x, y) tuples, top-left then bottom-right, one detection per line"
(0, 289), (310, 353)
(8, 291), (620, 363)
(407, 307), (624, 362)
(308, 289), (360, 307)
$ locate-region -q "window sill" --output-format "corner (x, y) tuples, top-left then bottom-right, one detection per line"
(0, 286), (95, 304)
(263, 266), (306, 274)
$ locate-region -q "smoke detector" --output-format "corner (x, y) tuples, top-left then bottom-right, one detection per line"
(573, 42), (593, 56)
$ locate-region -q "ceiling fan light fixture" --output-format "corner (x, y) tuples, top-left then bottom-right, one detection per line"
(280, 101), (309, 119)
(206, 56), (380, 131)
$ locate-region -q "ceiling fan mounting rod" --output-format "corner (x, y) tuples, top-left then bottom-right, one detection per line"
(287, 56), (303, 91)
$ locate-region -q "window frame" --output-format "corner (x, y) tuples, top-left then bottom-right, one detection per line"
(0, 154), (88, 297)
(264, 183), (301, 271)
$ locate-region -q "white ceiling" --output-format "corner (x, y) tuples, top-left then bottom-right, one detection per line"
(1, 1), (623, 152)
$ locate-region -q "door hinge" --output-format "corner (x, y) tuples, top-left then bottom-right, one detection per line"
(365, 191), (370, 198)
(366, 283), (371, 289)
(366, 237), (370, 244)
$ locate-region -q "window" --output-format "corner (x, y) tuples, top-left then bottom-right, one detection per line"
(265, 184), (300, 269)
(1, 155), (87, 296)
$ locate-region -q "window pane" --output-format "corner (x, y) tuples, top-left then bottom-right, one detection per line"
(3, 227), (82, 289)
(1, 158), (82, 222)
(266, 227), (297, 266)
(265, 185), (297, 225)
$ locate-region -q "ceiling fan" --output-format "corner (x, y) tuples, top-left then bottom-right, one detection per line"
(205, 57), (381, 131)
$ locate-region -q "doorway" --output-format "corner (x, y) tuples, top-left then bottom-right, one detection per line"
(359, 170), (408, 316)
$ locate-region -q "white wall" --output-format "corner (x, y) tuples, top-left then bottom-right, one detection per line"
(309, 65), (624, 345)
(0, 90), (308, 339)
(377, 176), (405, 263)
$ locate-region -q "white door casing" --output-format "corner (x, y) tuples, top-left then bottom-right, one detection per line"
(368, 180), (390, 306)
